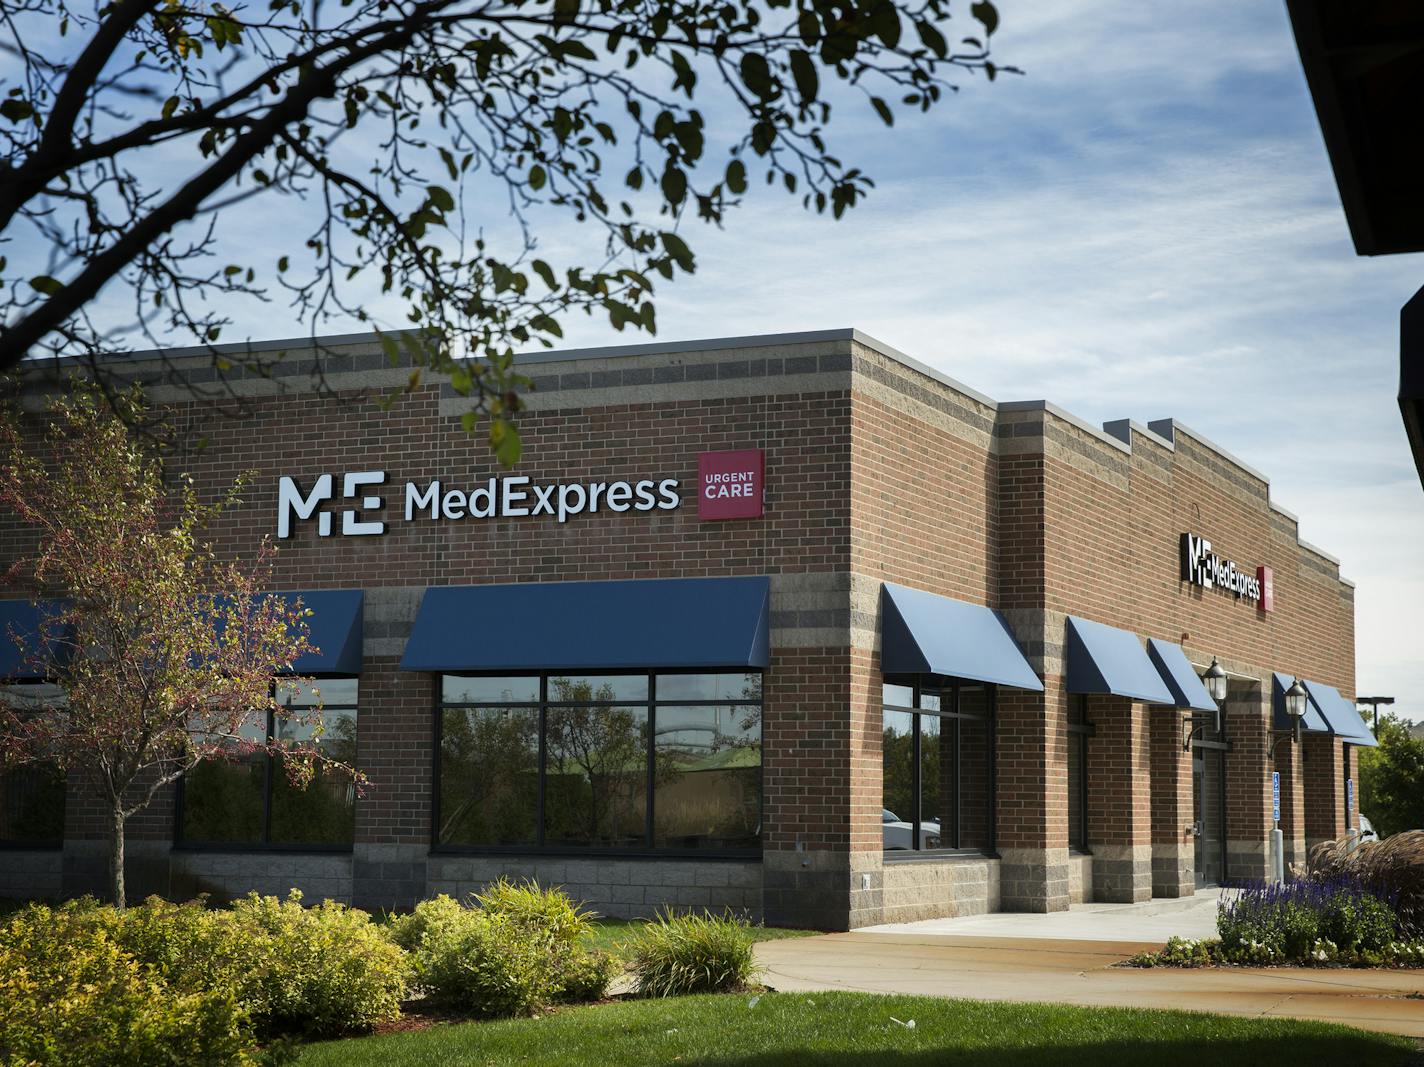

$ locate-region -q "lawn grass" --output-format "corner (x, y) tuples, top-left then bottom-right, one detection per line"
(289, 991), (1415, 1066)
(585, 917), (818, 960)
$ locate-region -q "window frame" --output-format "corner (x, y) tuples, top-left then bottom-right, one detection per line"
(881, 675), (997, 859)
(432, 668), (763, 859)
(173, 676), (360, 853)
(1066, 694), (1094, 855)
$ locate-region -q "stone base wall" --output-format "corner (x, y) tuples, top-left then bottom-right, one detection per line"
(427, 855), (762, 920)
(1091, 843), (1152, 903)
(0, 848), (62, 901)
(873, 856), (1000, 926)
(1151, 843), (1195, 898)
(999, 847), (1070, 912)
(171, 852), (353, 904)
(1067, 853), (1092, 904)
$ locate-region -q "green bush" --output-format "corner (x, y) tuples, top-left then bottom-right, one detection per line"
(225, 890), (410, 1038)
(556, 948), (621, 1003)
(1320, 889), (1396, 953)
(408, 905), (558, 1017)
(629, 911), (759, 997)
(388, 892), (467, 954)
(477, 877), (593, 950)
(399, 885), (616, 1014)
(0, 904), (255, 1067)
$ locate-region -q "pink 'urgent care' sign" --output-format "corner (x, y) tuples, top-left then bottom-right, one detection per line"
(1258, 566), (1275, 613)
(698, 450), (764, 520)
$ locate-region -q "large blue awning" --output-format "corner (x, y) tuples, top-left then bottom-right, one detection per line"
(1065, 616), (1174, 704)
(1145, 639), (1218, 712)
(0, 600), (71, 681)
(275, 590), (364, 676)
(1303, 680), (1379, 747)
(400, 577), (770, 672)
(1272, 673), (1330, 734)
(880, 584), (1042, 691)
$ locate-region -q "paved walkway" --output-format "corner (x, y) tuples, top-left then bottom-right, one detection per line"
(757, 908), (1424, 1037)
(857, 889), (1224, 943)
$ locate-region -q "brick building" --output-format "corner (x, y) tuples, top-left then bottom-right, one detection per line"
(0, 329), (1376, 929)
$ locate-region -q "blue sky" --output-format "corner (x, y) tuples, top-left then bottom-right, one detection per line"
(531, 1), (1424, 723)
(31, 2), (1422, 720)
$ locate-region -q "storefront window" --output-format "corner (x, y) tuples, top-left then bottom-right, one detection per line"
(436, 670), (762, 853)
(0, 684), (67, 847)
(1067, 695), (1091, 853)
(178, 678), (358, 848)
(881, 678), (995, 854)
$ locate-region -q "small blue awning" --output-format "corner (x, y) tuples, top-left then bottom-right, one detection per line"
(1145, 639), (1218, 712)
(1065, 617), (1174, 704)
(880, 584), (1042, 691)
(0, 600), (71, 681)
(1303, 679), (1379, 747)
(1272, 673), (1330, 733)
(400, 577), (769, 672)
(275, 590), (364, 676)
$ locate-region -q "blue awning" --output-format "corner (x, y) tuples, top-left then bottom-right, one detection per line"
(1145, 639), (1218, 712)
(400, 577), (770, 672)
(0, 600), (71, 681)
(1065, 616), (1174, 704)
(880, 584), (1042, 691)
(1303, 680), (1379, 747)
(1272, 673), (1330, 733)
(275, 590), (364, 676)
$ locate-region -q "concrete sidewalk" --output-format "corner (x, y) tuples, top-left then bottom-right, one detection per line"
(756, 932), (1424, 1037)
(858, 890), (1225, 943)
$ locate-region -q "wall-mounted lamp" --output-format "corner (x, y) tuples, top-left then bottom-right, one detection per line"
(1184, 656), (1228, 749)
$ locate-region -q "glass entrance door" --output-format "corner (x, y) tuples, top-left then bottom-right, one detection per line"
(1193, 747), (1226, 886)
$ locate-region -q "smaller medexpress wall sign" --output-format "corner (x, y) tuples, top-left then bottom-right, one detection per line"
(698, 449), (765, 521)
(1180, 532), (1264, 607)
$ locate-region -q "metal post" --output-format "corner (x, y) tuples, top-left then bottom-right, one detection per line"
(1270, 828), (1285, 883)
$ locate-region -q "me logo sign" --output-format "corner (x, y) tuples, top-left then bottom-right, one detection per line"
(1179, 532), (1273, 613)
(698, 450), (764, 521)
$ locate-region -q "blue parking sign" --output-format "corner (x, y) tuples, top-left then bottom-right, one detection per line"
(1272, 771), (1280, 823)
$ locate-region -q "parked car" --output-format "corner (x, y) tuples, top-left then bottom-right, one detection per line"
(882, 808), (941, 850)
(1359, 814), (1379, 843)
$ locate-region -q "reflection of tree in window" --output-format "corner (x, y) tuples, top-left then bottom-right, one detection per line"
(544, 679), (648, 847)
(653, 706), (760, 849)
(0, 685), (66, 844)
(438, 707), (538, 846)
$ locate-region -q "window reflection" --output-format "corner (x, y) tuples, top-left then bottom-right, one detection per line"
(653, 706), (761, 849)
(438, 707), (538, 846)
(0, 684), (67, 846)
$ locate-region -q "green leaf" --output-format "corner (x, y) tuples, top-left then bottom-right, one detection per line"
(427, 185), (454, 213)
(661, 164), (687, 205)
(872, 3), (902, 48)
(161, 95), (180, 120)
(529, 164), (547, 191)
(870, 96), (894, 126)
(660, 232), (694, 271)
(739, 52), (774, 100)
(28, 275), (63, 295)
(915, 19), (948, 58)
(0, 98), (33, 122)
(531, 260), (558, 289)
(789, 49), (818, 104)
(971, 0), (999, 36)
(530, 313), (563, 338)
(725, 159), (747, 195)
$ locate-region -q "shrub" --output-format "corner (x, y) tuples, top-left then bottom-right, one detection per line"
(1319, 887), (1396, 953)
(476, 878), (593, 950)
(409, 906), (558, 1017)
(225, 890), (410, 1038)
(0, 904), (255, 1067)
(1307, 830), (1424, 938)
(629, 910), (759, 997)
(388, 892), (468, 954)
(556, 948), (621, 1003)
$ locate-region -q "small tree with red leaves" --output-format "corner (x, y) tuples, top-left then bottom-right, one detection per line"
(0, 387), (360, 907)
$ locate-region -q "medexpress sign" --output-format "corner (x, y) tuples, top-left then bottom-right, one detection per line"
(277, 471), (682, 537)
(1180, 532), (1271, 611)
